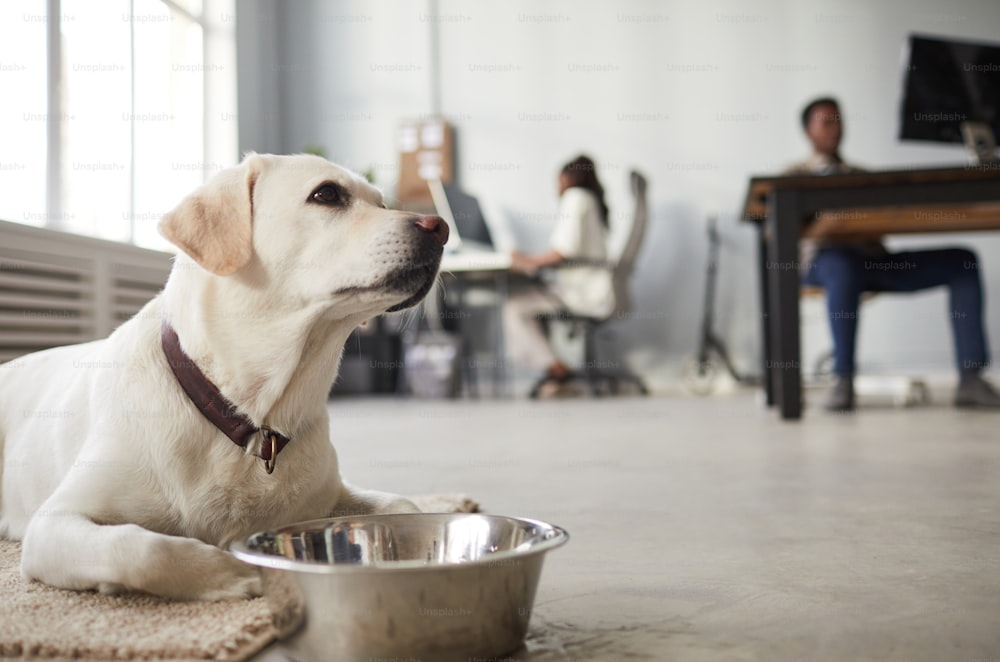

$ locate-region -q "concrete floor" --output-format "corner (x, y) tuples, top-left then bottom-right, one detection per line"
(261, 390), (1000, 661)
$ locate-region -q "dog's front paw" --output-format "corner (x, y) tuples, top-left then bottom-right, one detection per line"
(332, 484), (423, 517)
(140, 535), (263, 601)
(380, 496), (421, 514)
(180, 551), (263, 601)
(408, 493), (481, 513)
(196, 562), (263, 601)
(332, 495), (420, 516)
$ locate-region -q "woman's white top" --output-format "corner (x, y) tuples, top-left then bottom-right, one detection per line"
(548, 187), (615, 318)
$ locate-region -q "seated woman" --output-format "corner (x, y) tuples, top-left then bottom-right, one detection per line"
(504, 155), (614, 395)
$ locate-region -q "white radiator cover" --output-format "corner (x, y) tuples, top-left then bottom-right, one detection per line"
(0, 220), (172, 363)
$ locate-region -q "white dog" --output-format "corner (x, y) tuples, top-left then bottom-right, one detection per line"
(0, 153), (449, 600)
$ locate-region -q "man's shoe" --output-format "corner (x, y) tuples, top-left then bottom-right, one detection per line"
(955, 374), (1000, 409)
(825, 376), (855, 412)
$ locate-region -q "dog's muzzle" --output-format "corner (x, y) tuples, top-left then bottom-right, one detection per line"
(384, 215), (448, 312)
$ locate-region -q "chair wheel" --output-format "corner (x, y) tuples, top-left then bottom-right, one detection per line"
(682, 357), (720, 396)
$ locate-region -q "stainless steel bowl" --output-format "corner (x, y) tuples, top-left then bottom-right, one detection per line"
(231, 513), (569, 661)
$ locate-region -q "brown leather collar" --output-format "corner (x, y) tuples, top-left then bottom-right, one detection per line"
(161, 322), (289, 474)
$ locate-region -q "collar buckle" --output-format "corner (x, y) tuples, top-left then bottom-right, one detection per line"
(262, 428), (279, 475)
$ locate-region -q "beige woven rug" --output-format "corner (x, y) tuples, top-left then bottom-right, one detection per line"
(0, 494), (478, 661)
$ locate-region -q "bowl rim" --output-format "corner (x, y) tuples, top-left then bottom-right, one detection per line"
(229, 512), (570, 574)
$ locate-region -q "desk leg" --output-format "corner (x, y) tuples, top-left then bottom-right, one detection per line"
(757, 223), (774, 407)
(767, 191), (803, 420)
(453, 277), (479, 399)
(494, 271), (508, 398)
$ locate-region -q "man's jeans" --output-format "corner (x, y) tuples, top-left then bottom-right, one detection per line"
(802, 247), (989, 377)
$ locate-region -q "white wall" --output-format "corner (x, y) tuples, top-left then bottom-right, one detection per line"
(237, 0), (1000, 390)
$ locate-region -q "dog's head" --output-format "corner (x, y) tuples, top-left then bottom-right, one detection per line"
(158, 153), (448, 317)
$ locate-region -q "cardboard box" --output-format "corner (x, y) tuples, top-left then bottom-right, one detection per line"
(397, 118), (454, 204)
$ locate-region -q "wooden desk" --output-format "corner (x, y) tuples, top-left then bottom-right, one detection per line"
(741, 165), (1000, 420)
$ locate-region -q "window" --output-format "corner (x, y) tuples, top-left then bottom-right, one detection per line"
(0, 0), (236, 250)
(0, 3), (47, 229)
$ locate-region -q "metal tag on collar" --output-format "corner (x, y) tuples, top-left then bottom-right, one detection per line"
(261, 428), (279, 475)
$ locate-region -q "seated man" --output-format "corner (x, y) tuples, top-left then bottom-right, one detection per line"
(788, 96), (1000, 412)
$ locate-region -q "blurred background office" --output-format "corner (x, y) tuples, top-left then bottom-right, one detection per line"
(235, 0), (1000, 394)
(3, 0), (1000, 394)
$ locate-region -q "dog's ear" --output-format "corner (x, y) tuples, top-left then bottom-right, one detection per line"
(158, 154), (263, 276)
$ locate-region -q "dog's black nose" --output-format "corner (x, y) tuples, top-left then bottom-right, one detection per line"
(413, 215), (449, 246)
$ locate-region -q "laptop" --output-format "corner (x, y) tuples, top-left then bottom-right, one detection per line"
(428, 179), (512, 271)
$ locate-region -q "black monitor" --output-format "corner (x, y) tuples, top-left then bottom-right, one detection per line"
(899, 33), (1000, 145)
(441, 183), (494, 247)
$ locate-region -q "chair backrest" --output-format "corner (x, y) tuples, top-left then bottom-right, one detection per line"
(610, 170), (649, 317)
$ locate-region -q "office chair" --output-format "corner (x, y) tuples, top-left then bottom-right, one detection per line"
(529, 170), (651, 398)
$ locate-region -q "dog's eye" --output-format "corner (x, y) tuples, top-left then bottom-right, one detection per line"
(309, 183), (349, 207)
